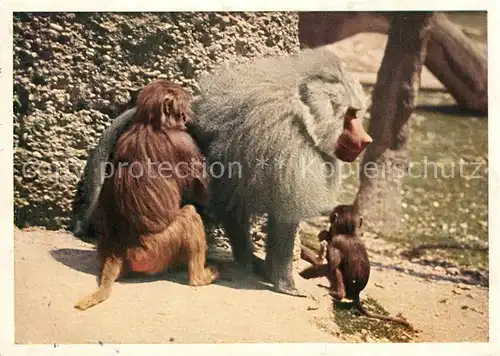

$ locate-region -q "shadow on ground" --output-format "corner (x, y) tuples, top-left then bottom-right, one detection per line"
(416, 104), (487, 118)
(49, 248), (272, 292)
(370, 261), (488, 287)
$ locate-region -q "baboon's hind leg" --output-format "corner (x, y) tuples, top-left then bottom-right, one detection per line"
(181, 206), (219, 286)
(74, 256), (124, 311)
(221, 212), (253, 270)
(329, 267), (346, 301)
(188, 253), (219, 287)
(326, 248), (345, 301)
(266, 215), (306, 297)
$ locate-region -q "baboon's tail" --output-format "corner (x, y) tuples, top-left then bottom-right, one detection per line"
(71, 108), (137, 239)
(74, 257), (123, 311)
(354, 297), (414, 329)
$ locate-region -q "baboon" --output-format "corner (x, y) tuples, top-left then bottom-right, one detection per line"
(72, 47), (372, 297)
(300, 205), (412, 327)
(75, 205), (215, 310)
(74, 80), (218, 311)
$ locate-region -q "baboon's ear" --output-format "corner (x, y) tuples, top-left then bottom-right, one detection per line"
(359, 215), (363, 228)
(333, 212), (339, 223)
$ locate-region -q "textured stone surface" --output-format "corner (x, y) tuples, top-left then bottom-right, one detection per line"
(13, 12), (299, 229)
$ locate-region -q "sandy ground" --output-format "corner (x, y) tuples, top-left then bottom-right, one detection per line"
(14, 227), (340, 344)
(14, 227), (488, 344)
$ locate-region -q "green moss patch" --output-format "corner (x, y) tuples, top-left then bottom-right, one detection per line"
(333, 297), (417, 342)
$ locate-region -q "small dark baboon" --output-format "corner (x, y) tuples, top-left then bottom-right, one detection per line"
(75, 80), (218, 311)
(300, 205), (412, 328)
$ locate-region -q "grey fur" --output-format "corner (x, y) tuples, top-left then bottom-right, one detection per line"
(193, 47), (367, 224)
(191, 47), (367, 295)
(72, 47), (367, 295)
(72, 108), (136, 237)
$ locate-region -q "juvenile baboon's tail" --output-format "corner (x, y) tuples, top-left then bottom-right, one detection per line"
(74, 257), (123, 311)
(354, 297), (414, 329)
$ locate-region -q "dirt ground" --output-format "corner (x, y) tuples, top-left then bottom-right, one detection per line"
(14, 226), (488, 344)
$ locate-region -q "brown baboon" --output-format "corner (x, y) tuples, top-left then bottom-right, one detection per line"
(74, 80), (218, 311)
(300, 205), (413, 328)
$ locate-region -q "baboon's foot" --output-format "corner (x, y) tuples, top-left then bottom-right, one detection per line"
(272, 278), (308, 298)
(330, 291), (345, 301)
(205, 265), (220, 284)
(72, 220), (97, 242)
(72, 220), (87, 238)
(269, 272), (307, 298)
(74, 291), (108, 311)
(189, 265), (219, 286)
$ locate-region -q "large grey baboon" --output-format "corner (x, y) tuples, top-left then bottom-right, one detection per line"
(72, 47), (372, 296)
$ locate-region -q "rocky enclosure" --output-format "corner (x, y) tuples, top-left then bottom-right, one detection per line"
(13, 12), (299, 229)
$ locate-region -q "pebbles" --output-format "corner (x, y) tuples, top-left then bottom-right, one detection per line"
(446, 267), (461, 276)
(49, 23), (64, 32)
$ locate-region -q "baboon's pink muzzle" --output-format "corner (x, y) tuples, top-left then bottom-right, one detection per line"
(334, 112), (373, 163)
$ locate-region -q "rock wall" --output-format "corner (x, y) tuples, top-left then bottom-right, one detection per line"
(13, 12), (299, 229)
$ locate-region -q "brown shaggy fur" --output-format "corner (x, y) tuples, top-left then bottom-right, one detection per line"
(75, 80), (218, 311)
(299, 205), (412, 328)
